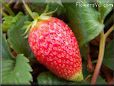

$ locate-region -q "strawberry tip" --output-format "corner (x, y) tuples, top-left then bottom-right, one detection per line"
(69, 70), (83, 81)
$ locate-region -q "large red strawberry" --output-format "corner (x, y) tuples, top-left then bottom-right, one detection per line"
(28, 17), (83, 81)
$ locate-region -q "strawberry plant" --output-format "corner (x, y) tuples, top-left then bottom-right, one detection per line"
(0, 0), (114, 85)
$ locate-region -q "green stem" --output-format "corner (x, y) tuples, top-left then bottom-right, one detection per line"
(2, 11), (8, 17)
(105, 25), (114, 38)
(91, 31), (106, 84)
(0, 8), (8, 16)
(3, 3), (15, 16)
(22, 0), (35, 20)
(91, 25), (114, 84)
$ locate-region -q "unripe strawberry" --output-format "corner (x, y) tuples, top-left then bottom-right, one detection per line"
(28, 17), (83, 81)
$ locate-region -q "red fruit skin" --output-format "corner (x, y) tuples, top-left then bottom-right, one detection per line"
(28, 17), (83, 81)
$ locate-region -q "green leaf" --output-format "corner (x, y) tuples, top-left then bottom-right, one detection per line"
(7, 13), (34, 58)
(64, 1), (104, 46)
(0, 30), (13, 60)
(47, 2), (65, 16)
(103, 39), (114, 70)
(29, 1), (46, 15)
(2, 12), (23, 32)
(96, 76), (106, 84)
(37, 72), (88, 85)
(37, 72), (66, 85)
(30, 0), (64, 16)
(97, 0), (113, 20)
(1, 54), (32, 84)
(1, 29), (32, 84)
(46, 0), (63, 6)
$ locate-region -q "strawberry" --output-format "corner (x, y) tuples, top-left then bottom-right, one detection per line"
(28, 17), (83, 81)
